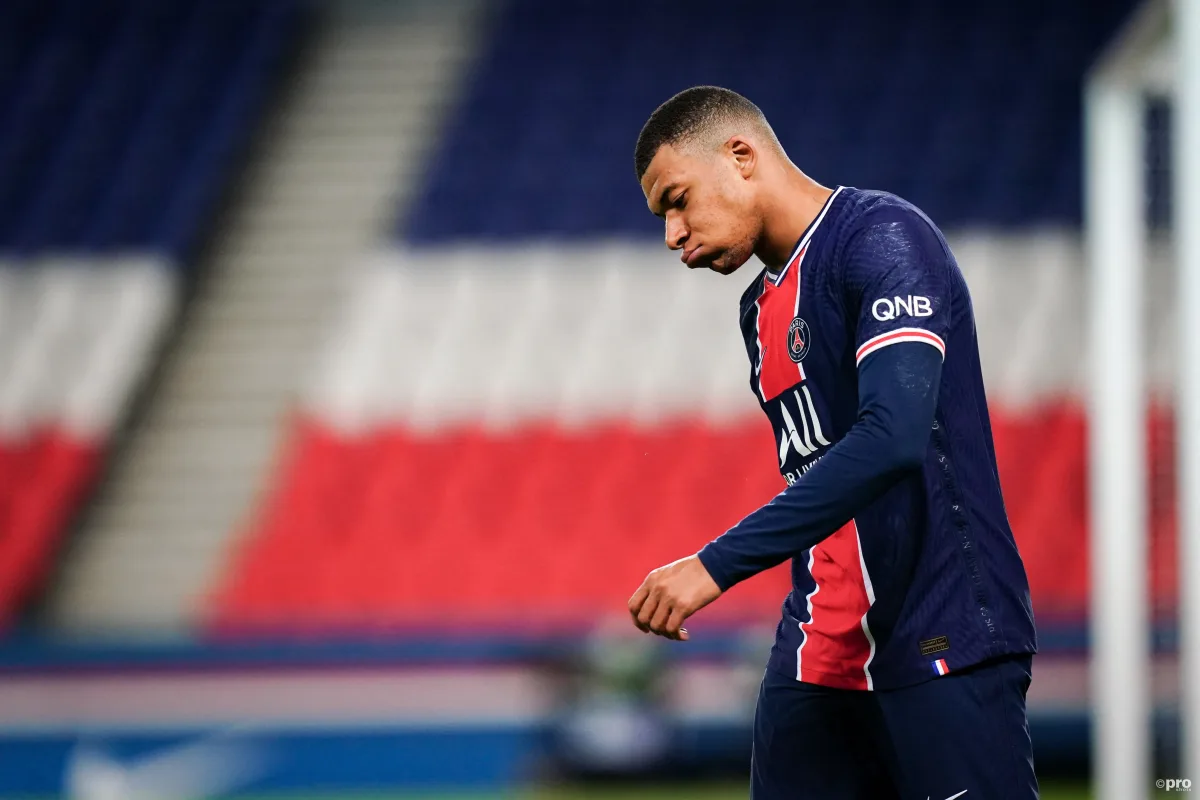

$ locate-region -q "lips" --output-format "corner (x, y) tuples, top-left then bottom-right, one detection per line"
(682, 246), (704, 266)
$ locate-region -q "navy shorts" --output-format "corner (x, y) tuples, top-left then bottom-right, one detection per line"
(750, 655), (1038, 800)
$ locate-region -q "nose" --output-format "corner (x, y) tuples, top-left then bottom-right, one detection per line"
(665, 212), (687, 251)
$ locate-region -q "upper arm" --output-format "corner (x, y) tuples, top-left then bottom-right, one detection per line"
(842, 209), (951, 369)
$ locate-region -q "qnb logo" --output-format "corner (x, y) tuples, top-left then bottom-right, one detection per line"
(872, 295), (933, 322)
(778, 385), (831, 468)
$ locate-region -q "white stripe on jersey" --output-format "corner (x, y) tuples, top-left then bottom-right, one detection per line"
(795, 547), (820, 682)
(856, 327), (946, 365)
(854, 521), (877, 691)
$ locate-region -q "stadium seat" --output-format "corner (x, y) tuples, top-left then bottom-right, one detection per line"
(212, 402), (1180, 631)
(208, 223), (1181, 634)
(212, 418), (795, 630)
(0, 0), (307, 624)
(403, 0), (1137, 243)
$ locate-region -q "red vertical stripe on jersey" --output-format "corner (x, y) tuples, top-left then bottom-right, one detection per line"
(757, 251), (806, 402)
(798, 522), (875, 689)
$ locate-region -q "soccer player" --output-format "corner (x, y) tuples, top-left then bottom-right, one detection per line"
(627, 86), (1039, 800)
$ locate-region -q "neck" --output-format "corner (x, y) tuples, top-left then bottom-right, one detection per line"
(753, 164), (834, 270)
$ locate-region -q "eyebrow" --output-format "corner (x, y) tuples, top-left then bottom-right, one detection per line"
(651, 182), (679, 218)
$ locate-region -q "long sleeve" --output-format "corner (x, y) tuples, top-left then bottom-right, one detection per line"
(697, 339), (943, 592)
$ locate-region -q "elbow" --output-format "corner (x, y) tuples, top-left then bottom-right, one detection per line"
(892, 446), (926, 473)
(857, 401), (936, 475)
(887, 428), (930, 473)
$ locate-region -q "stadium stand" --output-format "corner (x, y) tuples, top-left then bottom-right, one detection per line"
(211, 0), (1178, 633)
(2, 3), (1177, 795)
(210, 245), (1179, 631)
(404, 0), (1136, 242)
(46, 2), (484, 632)
(0, 0), (306, 626)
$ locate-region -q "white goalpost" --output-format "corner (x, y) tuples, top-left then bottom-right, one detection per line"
(1086, 1), (1199, 797)
(1176, 0), (1200, 792)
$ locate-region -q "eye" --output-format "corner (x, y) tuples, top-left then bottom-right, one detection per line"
(674, 191), (687, 210)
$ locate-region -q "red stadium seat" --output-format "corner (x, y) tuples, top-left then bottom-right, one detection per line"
(208, 403), (1179, 632)
(0, 430), (98, 627)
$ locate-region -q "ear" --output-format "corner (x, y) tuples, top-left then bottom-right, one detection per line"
(726, 135), (756, 179)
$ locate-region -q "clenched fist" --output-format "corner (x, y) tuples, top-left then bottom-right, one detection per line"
(627, 554), (723, 641)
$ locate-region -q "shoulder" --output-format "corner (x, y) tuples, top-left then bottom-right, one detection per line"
(833, 188), (946, 252)
(829, 188), (951, 280)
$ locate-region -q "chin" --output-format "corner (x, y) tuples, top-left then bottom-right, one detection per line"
(710, 250), (749, 275)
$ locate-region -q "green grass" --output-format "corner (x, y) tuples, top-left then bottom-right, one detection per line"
(32, 780), (1185, 799)
(215, 781), (1129, 800)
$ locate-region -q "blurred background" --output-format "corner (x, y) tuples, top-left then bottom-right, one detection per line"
(0, 0), (1188, 797)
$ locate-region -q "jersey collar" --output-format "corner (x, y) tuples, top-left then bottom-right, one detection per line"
(769, 185), (844, 287)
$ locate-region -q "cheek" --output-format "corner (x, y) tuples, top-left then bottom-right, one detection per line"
(699, 198), (746, 240)
(692, 187), (753, 244)
(721, 190), (755, 230)
(722, 202), (757, 244)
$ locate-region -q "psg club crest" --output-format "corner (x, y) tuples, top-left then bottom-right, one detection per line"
(787, 317), (811, 363)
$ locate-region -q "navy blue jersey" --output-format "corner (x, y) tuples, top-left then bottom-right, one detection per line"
(710, 186), (1036, 691)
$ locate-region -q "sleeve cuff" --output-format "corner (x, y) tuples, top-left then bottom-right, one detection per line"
(856, 327), (945, 366)
(696, 543), (736, 593)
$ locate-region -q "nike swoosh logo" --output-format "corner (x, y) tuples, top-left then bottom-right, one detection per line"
(67, 734), (264, 799)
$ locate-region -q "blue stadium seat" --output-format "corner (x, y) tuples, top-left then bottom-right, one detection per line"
(403, 0), (1137, 243)
(0, 0), (118, 250)
(0, 0), (307, 261)
(14, 2), (192, 252)
(0, 0), (308, 625)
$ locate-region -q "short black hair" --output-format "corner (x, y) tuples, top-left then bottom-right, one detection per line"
(634, 86), (769, 180)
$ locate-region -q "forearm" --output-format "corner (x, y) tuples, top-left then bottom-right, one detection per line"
(697, 343), (942, 590)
